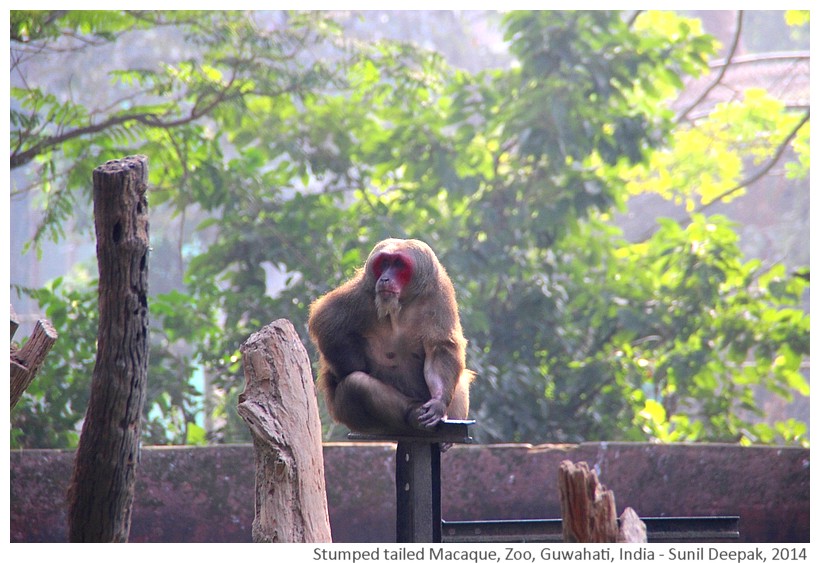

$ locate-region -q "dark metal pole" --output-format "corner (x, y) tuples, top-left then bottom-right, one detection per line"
(396, 442), (441, 542)
(350, 420), (473, 543)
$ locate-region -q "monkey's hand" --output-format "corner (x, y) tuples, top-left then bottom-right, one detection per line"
(415, 398), (448, 429)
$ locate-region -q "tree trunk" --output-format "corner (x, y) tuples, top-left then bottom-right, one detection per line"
(67, 155), (150, 542)
(237, 319), (332, 542)
(558, 460), (621, 542)
(11, 318), (58, 409)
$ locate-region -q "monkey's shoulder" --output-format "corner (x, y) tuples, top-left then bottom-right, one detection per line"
(311, 286), (374, 326)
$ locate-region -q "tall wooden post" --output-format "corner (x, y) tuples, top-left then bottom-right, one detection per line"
(67, 155), (150, 542)
(237, 319), (332, 542)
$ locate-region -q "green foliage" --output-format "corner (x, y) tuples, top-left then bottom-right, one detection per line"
(11, 10), (809, 448)
(142, 290), (215, 444)
(11, 11), (141, 42)
(624, 88), (808, 211)
(11, 280), (211, 447)
(459, 211), (809, 446)
(590, 215), (808, 445)
(785, 10), (809, 27)
(12, 278), (97, 448)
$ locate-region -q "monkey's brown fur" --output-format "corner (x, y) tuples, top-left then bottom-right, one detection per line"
(308, 238), (472, 434)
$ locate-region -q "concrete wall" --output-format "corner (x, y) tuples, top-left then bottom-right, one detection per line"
(10, 442), (808, 543)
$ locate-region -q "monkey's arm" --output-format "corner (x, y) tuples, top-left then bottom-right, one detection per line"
(308, 289), (372, 380)
(320, 331), (369, 379)
(417, 338), (462, 427)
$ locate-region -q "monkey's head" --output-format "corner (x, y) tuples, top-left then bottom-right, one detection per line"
(365, 238), (438, 319)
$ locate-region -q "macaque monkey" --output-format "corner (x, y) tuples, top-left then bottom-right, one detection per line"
(308, 238), (472, 435)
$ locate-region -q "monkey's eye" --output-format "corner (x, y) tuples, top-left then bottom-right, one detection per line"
(375, 255), (397, 273)
(372, 252), (413, 281)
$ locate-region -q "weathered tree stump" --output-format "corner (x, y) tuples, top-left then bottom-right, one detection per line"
(237, 319), (332, 543)
(67, 155), (150, 542)
(619, 507), (648, 543)
(558, 460), (646, 543)
(11, 311), (58, 409)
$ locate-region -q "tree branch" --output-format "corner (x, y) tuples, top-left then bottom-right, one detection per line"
(637, 109), (810, 242)
(708, 50), (810, 68)
(693, 110), (809, 215)
(10, 79), (280, 170)
(11, 113), (140, 169)
(675, 10), (744, 125)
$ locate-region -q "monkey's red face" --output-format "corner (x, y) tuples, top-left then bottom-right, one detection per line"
(371, 251), (414, 299)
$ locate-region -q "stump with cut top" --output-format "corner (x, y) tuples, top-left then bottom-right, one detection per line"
(10, 304), (58, 410)
(237, 319), (332, 542)
(558, 460), (646, 542)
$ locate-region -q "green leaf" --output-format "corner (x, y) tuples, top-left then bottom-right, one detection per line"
(186, 423), (208, 445)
